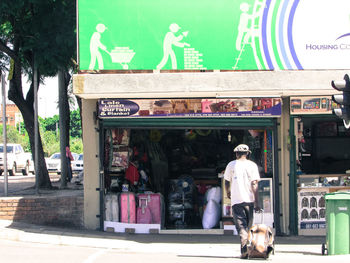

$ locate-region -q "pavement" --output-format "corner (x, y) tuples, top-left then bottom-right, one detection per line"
(0, 173), (83, 196)
(1, 175), (350, 261)
(0, 219), (350, 262)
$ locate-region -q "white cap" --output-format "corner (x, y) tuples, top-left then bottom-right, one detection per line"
(234, 144), (251, 153)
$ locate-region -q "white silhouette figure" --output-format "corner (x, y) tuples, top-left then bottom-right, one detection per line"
(157, 23), (190, 70)
(89, 23), (108, 70)
(236, 3), (254, 51)
(233, 1), (264, 70)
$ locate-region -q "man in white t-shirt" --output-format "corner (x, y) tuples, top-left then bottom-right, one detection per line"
(224, 144), (260, 259)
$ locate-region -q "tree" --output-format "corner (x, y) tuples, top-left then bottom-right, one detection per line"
(0, 124), (29, 149)
(0, 1), (76, 189)
(41, 110), (82, 139)
(70, 110), (82, 138)
(40, 115), (59, 134)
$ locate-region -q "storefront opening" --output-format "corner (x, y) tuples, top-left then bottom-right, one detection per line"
(101, 126), (276, 230)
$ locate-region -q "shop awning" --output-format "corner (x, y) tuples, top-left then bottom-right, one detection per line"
(101, 117), (276, 129)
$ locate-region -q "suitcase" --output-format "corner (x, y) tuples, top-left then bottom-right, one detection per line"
(120, 192), (136, 223)
(246, 224), (274, 259)
(137, 193), (163, 224)
(137, 196), (153, 224)
(105, 194), (119, 222)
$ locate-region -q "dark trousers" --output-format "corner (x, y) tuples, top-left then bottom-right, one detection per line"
(232, 202), (254, 253)
(67, 157), (72, 182)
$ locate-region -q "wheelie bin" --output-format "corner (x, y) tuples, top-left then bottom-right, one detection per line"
(323, 192), (350, 255)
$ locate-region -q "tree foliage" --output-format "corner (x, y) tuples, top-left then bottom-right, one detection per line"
(0, 0), (76, 189)
(0, 124), (30, 150)
(41, 109), (81, 139)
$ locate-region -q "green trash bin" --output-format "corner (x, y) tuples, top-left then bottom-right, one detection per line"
(324, 192), (350, 255)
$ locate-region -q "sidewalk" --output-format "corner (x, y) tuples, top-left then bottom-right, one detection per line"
(0, 219), (349, 262)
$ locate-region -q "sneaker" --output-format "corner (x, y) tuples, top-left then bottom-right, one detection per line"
(240, 245), (248, 259)
(240, 253), (248, 259)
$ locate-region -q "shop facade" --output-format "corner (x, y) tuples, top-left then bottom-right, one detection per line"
(289, 96), (350, 235)
(75, 0), (350, 235)
(73, 70), (349, 235)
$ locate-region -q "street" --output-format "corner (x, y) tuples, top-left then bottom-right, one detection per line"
(0, 238), (350, 263)
(0, 239), (237, 263)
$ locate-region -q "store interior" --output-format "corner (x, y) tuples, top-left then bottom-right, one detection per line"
(103, 127), (274, 229)
(297, 116), (350, 175)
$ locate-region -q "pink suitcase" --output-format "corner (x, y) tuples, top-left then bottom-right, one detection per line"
(120, 192), (136, 223)
(137, 197), (152, 224)
(137, 193), (162, 224)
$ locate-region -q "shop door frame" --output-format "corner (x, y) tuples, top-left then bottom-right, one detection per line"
(98, 117), (281, 235)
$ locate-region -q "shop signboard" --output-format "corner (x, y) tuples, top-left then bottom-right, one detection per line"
(298, 188), (328, 230)
(78, 0), (350, 71)
(98, 98), (282, 118)
(290, 96), (339, 115)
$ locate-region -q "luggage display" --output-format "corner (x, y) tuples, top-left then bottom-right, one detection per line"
(137, 197), (152, 224)
(137, 193), (163, 224)
(105, 194), (119, 222)
(120, 192), (136, 223)
(247, 223), (274, 259)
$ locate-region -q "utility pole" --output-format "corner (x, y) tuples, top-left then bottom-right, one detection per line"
(1, 72), (8, 196)
(33, 57), (40, 194)
(58, 70), (68, 188)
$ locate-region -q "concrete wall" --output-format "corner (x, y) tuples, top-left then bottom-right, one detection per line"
(279, 99), (292, 234)
(82, 99), (100, 230)
(74, 70), (349, 99)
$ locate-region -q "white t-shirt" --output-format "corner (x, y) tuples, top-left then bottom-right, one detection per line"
(224, 159), (260, 206)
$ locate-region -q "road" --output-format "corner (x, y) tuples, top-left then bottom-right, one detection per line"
(0, 173), (61, 195)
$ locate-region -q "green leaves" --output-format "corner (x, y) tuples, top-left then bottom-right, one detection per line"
(0, 0), (76, 75)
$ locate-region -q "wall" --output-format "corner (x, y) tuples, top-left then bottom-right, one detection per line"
(0, 194), (83, 228)
(82, 99), (100, 230)
(73, 70), (349, 99)
(279, 99), (291, 234)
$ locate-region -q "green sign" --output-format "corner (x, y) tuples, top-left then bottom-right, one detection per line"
(78, 0), (350, 70)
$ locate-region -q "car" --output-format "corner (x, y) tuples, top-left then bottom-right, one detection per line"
(0, 143), (31, 176)
(72, 154), (83, 174)
(28, 154), (35, 174)
(46, 152), (79, 174)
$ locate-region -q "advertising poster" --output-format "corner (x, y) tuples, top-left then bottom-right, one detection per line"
(78, 0), (350, 70)
(290, 96), (339, 115)
(298, 188), (328, 230)
(98, 98), (282, 118)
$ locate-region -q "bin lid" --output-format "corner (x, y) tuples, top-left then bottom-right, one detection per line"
(325, 192), (350, 200)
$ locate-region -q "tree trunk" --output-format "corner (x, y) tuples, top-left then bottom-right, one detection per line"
(7, 48), (52, 189)
(59, 70), (71, 188)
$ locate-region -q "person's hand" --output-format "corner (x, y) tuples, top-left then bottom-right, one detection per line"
(254, 204), (262, 212)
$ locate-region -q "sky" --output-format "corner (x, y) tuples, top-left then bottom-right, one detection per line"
(3, 75), (76, 118)
(23, 76), (59, 118)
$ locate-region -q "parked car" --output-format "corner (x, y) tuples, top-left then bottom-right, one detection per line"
(0, 144), (31, 176)
(28, 154), (35, 174)
(46, 152), (79, 174)
(72, 154), (83, 174)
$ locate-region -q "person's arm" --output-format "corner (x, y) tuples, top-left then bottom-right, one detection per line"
(225, 180), (231, 199)
(251, 179), (260, 211)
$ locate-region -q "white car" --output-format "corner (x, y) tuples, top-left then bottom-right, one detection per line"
(46, 152), (79, 174)
(0, 144), (31, 176)
(72, 154), (83, 174)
